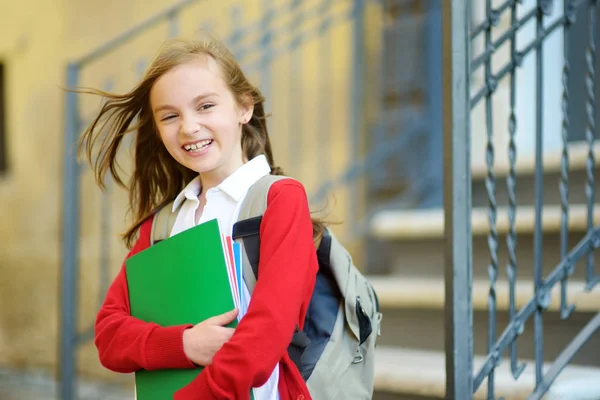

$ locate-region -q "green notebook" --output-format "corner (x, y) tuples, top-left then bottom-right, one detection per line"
(126, 218), (244, 399)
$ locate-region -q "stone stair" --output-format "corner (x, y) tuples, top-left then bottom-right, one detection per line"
(373, 347), (600, 400)
(368, 143), (600, 399)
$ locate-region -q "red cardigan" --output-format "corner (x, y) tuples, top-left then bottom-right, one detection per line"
(94, 179), (318, 400)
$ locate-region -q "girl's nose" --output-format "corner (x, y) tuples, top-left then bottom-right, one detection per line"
(180, 115), (201, 136)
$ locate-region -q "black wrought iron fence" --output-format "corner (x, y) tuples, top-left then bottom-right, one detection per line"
(443, 0), (599, 398)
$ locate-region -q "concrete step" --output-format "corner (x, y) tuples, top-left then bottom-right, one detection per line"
(369, 204), (600, 240)
(367, 139), (599, 209)
(373, 393), (437, 400)
(471, 142), (599, 182)
(373, 346), (600, 400)
(368, 276), (600, 367)
(471, 168), (600, 209)
(366, 204), (600, 280)
(370, 277), (600, 313)
(471, 142), (600, 208)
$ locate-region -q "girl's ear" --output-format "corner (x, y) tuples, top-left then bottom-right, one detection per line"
(239, 94), (254, 124)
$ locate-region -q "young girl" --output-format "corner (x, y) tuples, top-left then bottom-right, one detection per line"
(80, 36), (323, 400)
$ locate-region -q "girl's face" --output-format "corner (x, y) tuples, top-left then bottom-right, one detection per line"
(150, 56), (253, 183)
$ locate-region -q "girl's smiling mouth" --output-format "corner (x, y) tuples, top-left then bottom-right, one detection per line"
(182, 139), (213, 153)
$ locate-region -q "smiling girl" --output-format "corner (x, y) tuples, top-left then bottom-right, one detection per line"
(80, 37), (322, 400)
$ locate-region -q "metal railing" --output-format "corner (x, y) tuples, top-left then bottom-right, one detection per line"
(443, 0), (599, 398)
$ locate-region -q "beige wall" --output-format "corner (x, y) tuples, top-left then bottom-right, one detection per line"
(0, 0), (370, 384)
(0, 0), (67, 371)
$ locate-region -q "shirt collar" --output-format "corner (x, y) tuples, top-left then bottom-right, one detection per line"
(172, 176), (201, 212)
(172, 154), (272, 212)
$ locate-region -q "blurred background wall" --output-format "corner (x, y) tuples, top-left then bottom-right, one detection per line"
(0, 0), (387, 385)
(1, 0), (599, 399)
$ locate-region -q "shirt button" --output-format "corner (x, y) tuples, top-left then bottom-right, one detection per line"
(297, 396), (304, 400)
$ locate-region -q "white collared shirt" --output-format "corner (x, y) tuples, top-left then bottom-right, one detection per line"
(169, 154), (280, 400)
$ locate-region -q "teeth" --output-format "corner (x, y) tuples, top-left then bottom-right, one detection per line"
(184, 140), (212, 152)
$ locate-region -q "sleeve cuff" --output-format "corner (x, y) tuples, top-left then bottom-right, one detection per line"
(145, 324), (196, 370)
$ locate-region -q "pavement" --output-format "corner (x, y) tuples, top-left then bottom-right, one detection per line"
(0, 368), (133, 400)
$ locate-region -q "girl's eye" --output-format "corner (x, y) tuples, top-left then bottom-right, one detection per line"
(198, 104), (214, 111)
(161, 115), (176, 121)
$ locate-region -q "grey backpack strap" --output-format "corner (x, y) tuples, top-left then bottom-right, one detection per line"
(233, 174), (289, 293)
(150, 200), (179, 246)
(234, 174), (311, 371)
(238, 174), (289, 220)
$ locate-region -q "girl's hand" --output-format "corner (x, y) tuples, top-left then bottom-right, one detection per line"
(182, 308), (239, 366)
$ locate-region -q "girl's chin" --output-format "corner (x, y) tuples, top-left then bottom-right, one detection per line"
(181, 158), (219, 175)
(185, 164), (216, 175)
(178, 149), (217, 171)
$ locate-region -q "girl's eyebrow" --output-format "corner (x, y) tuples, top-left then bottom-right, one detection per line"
(153, 92), (219, 113)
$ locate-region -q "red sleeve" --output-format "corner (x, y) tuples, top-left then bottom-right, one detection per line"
(94, 217), (196, 373)
(174, 179), (319, 400)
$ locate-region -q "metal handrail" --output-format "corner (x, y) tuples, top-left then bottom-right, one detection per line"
(74, 0), (200, 66)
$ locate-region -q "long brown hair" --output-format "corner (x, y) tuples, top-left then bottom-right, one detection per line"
(77, 36), (326, 248)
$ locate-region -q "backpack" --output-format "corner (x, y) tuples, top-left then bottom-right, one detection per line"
(151, 175), (382, 400)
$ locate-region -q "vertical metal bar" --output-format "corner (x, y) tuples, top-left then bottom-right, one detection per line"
(261, 3), (272, 131)
(99, 179), (112, 309)
(560, 0), (576, 319)
(533, 0), (546, 388)
(0, 64), (6, 173)
(168, 11), (179, 38)
(136, 59), (148, 80)
(289, 0), (303, 177)
(59, 63), (81, 400)
(483, 1), (498, 397)
(443, 0), (473, 398)
(425, 0), (443, 208)
(350, 0), (365, 232)
(132, 62), (145, 149)
(528, 312), (600, 400)
(198, 21), (213, 37)
(586, 0), (598, 287)
(318, 0), (332, 195)
(371, 3), (386, 193)
(229, 6), (243, 61)
(507, 0), (526, 379)
(99, 78), (114, 308)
